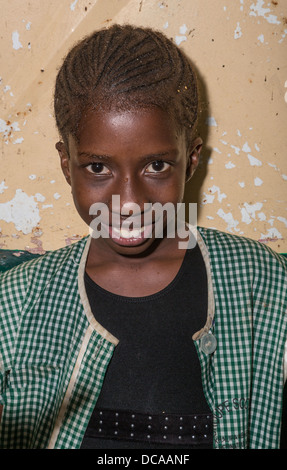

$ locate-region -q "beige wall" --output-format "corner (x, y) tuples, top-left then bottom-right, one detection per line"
(0, 0), (286, 253)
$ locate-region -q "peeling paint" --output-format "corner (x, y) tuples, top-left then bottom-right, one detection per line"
(13, 137), (24, 144)
(247, 154), (262, 166)
(3, 84), (14, 97)
(12, 31), (23, 50)
(259, 228), (283, 242)
(258, 212), (266, 221)
(254, 177), (263, 186)
(217, 209), (240, 232)
(230, 145), (240, 155)
(206, 116), (217, 126)
(0, 181), (8, 194)
(241, 202), (263, 224)
(175, 24), (188, 45)
(278, 28), (287, 43)
(34, 193), (46, 202)
(277, 216), (287, 227)
(258, 34), (264, 43)
(249, 0), (280, 25)
(0, 189), (41, 234)
(268, 217), (275, 227)
(0, 119), (21, 143)
(180, 24), (188, 34)
(267, 162), (286, 180)
(70, 0), (78, 11)
(234, 22), (242, 39)
(242, 142), (251, 153)
(202, 185), (227, 205)
(201, 193), (214, 205)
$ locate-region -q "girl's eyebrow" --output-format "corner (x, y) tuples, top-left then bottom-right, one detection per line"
(140, 149), (180, 162)
(78, 149), (178, 160)
(78, 152), (111, 160)
(141, 151), (171, 160)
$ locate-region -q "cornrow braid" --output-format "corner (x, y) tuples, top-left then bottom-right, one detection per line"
(54, 24), (199, 147)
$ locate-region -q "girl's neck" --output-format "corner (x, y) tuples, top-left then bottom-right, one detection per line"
(85, 235), (187, 297)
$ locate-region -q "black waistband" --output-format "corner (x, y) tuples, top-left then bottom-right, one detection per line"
(84, 408), (213, 446)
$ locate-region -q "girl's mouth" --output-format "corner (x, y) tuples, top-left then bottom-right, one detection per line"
(89, 207), (165, 247)
(111, 225), (145, 239)
(109, 223), (154, 246)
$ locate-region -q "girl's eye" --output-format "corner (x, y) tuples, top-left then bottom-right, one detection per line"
(146, 161), (170, 174)
(86, 162), (111, 175)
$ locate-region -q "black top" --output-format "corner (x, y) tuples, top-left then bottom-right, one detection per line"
(81, 243), (212, 449)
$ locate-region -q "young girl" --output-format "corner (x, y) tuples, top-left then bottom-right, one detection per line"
(0, 24), (286, 450)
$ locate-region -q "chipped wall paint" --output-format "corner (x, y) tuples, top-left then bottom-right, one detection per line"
(12, 31), (23, 50)
(0, 189), (40, 234)
(0, 0), (286, 252)
(249, 0), (281, 25)
(234, 22), (242, 39)
(70, 0), (79, 11)
(175, 23), (188, 45)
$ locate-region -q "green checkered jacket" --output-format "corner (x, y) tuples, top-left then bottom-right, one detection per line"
(0, 227), (286, 449)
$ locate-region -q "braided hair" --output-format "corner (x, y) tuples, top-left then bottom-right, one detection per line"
(54, 24), (199, 148)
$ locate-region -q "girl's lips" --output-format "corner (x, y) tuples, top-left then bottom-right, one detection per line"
(108, 223), (154, 246)
(111, 225), (145, 239)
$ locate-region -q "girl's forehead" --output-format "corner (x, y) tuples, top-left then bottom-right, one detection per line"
(70, 105), (187, 157)
(77, 106), (181, 141)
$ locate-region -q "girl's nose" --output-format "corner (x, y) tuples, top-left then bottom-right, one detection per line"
(112, 176), (146, 216)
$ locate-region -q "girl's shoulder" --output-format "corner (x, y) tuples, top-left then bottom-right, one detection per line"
(197, 226), (287, 270)
(0, 236), (89, 290)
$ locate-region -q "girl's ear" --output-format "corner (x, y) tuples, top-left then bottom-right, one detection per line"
(186, 137), (203, 182)
(56, 141), (71, 185)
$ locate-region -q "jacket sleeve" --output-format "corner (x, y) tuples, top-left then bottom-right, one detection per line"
(284, 341), (287, 384)
(0, 262), (29, 398)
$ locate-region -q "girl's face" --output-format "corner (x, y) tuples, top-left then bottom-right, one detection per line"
(57, 106), (201, 257)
